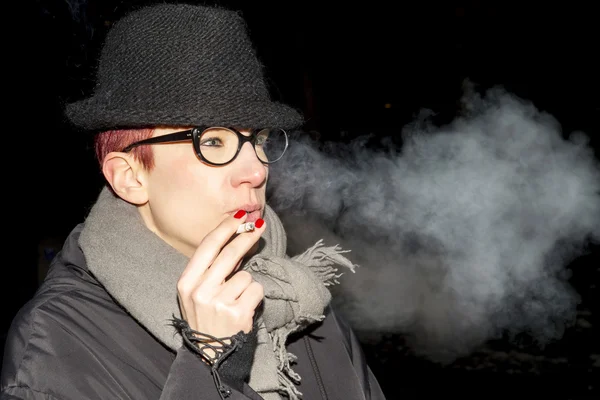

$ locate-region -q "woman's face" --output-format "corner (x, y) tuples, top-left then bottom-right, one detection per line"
(138, 127), (268, 258)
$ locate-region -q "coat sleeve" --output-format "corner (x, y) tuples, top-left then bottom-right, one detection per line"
(1, 316), (261, 400)
(1, 387), (61, 400)
(159, 344), (263, 400)
(160, 319), (263, 400)
(331, 309), (388, 400)
(1, 345), (261, 400)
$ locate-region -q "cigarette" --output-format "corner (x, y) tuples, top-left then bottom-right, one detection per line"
(236, 222), (255, 234)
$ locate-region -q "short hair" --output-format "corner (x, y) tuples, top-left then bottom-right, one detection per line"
(94, 128), (155, 170)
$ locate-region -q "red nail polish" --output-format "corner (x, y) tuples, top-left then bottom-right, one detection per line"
(255, 218), (264, 228)
(234, 210), (246, 219)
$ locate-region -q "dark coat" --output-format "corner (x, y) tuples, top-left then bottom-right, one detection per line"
(1, 226), (386, 400)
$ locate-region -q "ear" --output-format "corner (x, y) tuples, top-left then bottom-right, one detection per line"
(102, 152), (149, 205)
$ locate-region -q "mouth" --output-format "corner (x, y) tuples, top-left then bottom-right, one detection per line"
(244, 210), (261, 223)
(232, 205), (262, 223)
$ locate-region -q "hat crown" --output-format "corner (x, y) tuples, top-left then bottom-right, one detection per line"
(96, 4), (268, 104)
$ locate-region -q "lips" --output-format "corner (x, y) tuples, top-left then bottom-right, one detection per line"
(245, 210), (261, 223)
(231, 204), (262, 222)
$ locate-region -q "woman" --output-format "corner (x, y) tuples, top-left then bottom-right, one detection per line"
(1, 3), (386, 399)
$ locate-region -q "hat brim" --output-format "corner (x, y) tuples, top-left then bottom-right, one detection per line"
(65, 96), (305, 132)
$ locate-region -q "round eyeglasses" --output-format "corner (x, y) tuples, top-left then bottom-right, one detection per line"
(121, 127), (289, 166)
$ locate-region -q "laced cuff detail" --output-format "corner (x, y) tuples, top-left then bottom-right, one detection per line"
(171, 316), (244, 399)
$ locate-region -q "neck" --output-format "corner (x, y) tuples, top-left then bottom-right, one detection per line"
(136, 201), (197, 258)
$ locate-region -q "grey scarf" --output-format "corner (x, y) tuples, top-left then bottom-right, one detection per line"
(79, 187), (356, 399)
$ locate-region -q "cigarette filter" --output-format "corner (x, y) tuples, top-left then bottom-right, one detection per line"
(236, 222), (255, 234)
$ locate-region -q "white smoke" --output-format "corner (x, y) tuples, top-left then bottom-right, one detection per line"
(267, 85), (600, 363)
(64, 0), (87, 19)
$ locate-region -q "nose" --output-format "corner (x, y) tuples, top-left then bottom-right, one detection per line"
(230, 142), (267, 187)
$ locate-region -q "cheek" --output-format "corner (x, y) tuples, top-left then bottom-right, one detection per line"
(152, 147), (206, 188)
(151, 164), (192, 197)
(154, 157), (214, 205)
(150, 154), (225, 226)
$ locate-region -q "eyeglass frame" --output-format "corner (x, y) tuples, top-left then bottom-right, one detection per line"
(120, 126), (289, 166)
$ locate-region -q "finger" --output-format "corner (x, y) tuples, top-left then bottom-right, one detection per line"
(215, 270), (253, 303)
(223, 258), (243, 283)
(177, 211), (247, 327)
(201, 219), (266, 286)
(228, 282), (264, 334)
(176, 293), (194, 329)
(236, 281), (264, 314)
(178, 210), (247, 291)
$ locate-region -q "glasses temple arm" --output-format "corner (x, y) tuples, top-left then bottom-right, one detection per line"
(121, 130), (193, 152)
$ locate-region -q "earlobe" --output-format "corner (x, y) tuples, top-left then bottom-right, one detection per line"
(102, 152), (149, 205)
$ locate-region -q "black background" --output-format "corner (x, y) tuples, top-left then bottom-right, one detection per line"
(4, 1), (599, 398)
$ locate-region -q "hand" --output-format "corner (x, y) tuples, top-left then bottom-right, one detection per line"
(176, 211), (265, 342)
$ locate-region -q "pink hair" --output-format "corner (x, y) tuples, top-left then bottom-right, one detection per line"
(94, 128), (155, 170)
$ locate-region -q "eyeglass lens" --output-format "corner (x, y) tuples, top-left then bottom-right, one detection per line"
(198, 128), (287, 164)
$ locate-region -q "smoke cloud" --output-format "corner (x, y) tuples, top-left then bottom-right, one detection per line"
(267, 85), (600, 363)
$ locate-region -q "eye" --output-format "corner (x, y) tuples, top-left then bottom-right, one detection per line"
(199, 137), (223, 147)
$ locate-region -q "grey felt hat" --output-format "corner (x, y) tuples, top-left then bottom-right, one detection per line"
(65, 3), (304, 131)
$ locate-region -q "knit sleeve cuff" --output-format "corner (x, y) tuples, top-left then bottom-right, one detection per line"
(170, 316), (258, 395)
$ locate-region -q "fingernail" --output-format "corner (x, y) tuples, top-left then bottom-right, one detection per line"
(255, 218), (264, 228)
(234, 210), (246, 219)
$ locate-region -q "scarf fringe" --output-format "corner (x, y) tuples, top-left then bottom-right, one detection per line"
(264, 240), (358, 398)
(271, 314), (326, 400)
(293, 239), (357, 286)
(277, 369), (303, 400)
(271, 327), (302, 399)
